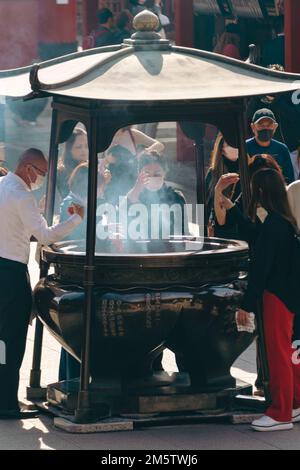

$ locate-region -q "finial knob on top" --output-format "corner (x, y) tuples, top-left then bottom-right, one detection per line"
(133, 10), (160, 32)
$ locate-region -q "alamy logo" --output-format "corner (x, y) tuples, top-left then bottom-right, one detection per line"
(95, 198), (205, 242)
(0, 340), (6, 365)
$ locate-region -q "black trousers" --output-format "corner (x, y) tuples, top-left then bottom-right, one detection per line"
(0, 258), (32, 410)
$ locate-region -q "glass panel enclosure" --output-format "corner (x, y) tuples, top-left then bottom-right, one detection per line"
(52, 121), (215, 255)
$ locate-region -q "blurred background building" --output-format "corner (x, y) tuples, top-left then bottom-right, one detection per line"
(0, 1), (298, 70)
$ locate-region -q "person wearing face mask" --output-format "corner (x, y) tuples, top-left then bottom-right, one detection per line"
(0, 148), (84, 419)
(205, 133), (240, 239)
(57, 128), (89, 200)
(247, 75), (300, 182)
(247, 108), (295, 185)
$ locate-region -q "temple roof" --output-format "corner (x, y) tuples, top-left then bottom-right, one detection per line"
(1, 10), (300, 103)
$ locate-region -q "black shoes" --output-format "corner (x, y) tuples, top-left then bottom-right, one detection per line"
(0, 409), (39, 420)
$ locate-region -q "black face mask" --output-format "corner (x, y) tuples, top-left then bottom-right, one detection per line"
(257, 129), (274, 143)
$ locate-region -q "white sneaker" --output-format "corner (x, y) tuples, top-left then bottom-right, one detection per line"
(251, 415), (293, 432)
(292, 408), (300, 423)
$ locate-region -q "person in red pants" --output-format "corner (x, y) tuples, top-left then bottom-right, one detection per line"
(235, 168), (300, 432)
(262, 291), (300, 425)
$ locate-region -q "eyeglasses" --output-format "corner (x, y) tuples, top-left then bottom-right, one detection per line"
(30, 164), (47, 177)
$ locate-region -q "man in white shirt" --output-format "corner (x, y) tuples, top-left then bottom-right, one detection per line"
(0, 148), (83, 419)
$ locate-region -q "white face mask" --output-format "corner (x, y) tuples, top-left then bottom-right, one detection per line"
(145, 176), (164, 192)
(30, 167), (45, 191)
(223, 145), (239, 162)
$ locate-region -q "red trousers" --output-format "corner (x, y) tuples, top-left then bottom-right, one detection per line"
(263, 291), (300, 422)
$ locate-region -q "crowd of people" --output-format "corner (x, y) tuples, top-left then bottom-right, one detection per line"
(1, 6), (300, 436)
(208, 16), (300, 415)
(1, 97), (300, 428)
(205, 105), (300, 432)
(1, 105), (300, 431)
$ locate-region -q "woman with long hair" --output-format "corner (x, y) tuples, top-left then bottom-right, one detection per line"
(214, 155), (293, 399)
(214, 153), (283, 243)
(125, 151), (188, 238)
(235, 169), (300, 432)
(57, 127), (88, 199)
(206, 133), (240, 238)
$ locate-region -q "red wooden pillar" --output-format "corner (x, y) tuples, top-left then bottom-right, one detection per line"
(174, 0), (195, 162)
(285, 0), (300, 72)
(174, 0), (194, 47)
(82, 0), (98, 37)
(38, 0), (78, 60)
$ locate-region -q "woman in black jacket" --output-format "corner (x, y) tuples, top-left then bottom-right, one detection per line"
(215, 154), (300, 400)
(214, 154), (282, 244)
(234, 169), (300, 432)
